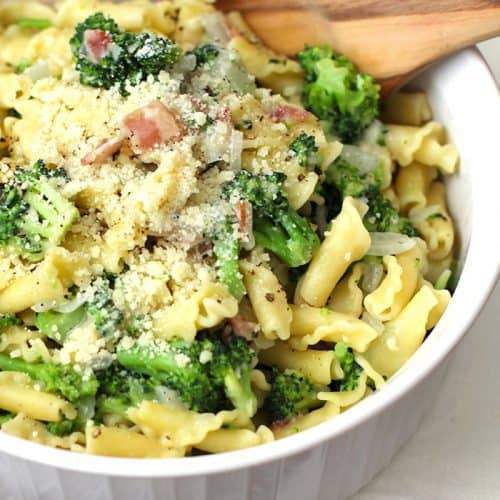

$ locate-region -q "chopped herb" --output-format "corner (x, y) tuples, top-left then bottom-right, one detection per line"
(235, 119), (253, 130)
(16, 18), (52, 30)
(15, 60), (32, 74)
(6, 108), (22, 119)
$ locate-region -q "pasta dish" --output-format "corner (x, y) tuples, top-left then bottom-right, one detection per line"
(0, 0), (458, 458)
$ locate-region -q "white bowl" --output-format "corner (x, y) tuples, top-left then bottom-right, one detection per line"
(1, 47), (499, 500)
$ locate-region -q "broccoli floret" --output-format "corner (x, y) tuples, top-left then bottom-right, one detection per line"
(35, 307), (85, 344)
(297, 45), (380, 143)
(46, 419), (77, 436)
(0, 411), (15, 426)
(95, 365), (157, 421)
(334, 342), (362, 391)
(363, 188), (417, 236)
(0, 353), (99, 403)
(224, 170), (319, 267)
(0, 160), (79, 262)
(289, 133), (319, 169)
(211, 222), (246, 301)
(325, 156), (382, 198)
(117, 335), (257, 415)
(36, 275), (123, 342)
(70, 13), (181, 95)
(189, 43), (220, 67)
(87, 275), (123, 338)
(325, 156), (417, 236)
(264, 368), (326, 423)
(0, 313), (22, 332)
(209, 335), (257, 417)
(117, 337), (225, 413)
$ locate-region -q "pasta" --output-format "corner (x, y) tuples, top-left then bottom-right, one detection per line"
(0, 0), (458, 457)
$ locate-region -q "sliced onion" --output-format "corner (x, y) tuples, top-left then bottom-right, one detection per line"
(174, 53), (197, 74)
(367, 232), (416, 256)
(53, 289), (93, 313)
(24, 60), (52, 82)
(362, 311), (384, 334)
(361, 119), (384, 146)
(31, 300), (58, 313)
(201, 12), (232, 44)
(408, 204), (441, 224)
(202, 122), (231, 164)
(155, 386), (185, 408)
(361, 262), (384, 294)
(229, 129), (243, 171)
(340, 145), (380, 174)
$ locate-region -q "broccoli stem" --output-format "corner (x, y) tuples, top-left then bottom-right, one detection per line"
(223, 370), (257, 418)
(0, 354), (98, 402)
(212, 228), (245, 300)
(35, 307), (85, 344)
(96, 397), (130, 421)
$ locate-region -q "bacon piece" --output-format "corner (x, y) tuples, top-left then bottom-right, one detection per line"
(270, 418), (292, 432)
(121, 101), (182, 153)
(81, 137), (124, 166)
(215, 106), (232, 125)
(83, 29), (112, 64)
(269, 105), (313, 123)
(228, 314), (257, 341)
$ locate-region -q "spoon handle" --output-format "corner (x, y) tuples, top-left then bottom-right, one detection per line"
(217, 0), (500, 81)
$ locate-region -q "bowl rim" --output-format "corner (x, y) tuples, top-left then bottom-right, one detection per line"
(0, 46), (499, 478)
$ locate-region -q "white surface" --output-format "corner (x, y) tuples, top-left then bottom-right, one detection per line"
(354, 38), (500, 500)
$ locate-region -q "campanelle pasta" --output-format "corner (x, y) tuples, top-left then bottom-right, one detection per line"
(0, 0), (458, 458)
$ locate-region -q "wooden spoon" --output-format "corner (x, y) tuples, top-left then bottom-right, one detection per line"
(216, 0), (500, 96)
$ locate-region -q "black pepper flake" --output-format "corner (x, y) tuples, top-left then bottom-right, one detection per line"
(265, 293), (275, 302)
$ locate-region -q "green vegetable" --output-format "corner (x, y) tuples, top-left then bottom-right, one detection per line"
(70, 13), (181, 95)
(86, 275), (123, 338)
(209, 335), (257, 418)
(334, 342), (362, 391)
(325, 155), (417, 236)
(0, 313), (22, 332)
(264, 368), (326, 422)
(224, 170), (320, 267)
(0, 412), (15, 426)
(15, 60), (32, 74)
(95, 365), (157, 421)
(117, 335), (257, 416)
(6, 108), (21, 119)
(16, 18), (52, 30)
(212, 222), (246, 301)
(297, 45), (380, 143)
(189, 43), (220, 67)
(0, 354), (99, 403)
(0, 160), (79, 262)
(289, 133), (319, 169)
(46, 419), (77, 436)
(35, 308), (85, 344)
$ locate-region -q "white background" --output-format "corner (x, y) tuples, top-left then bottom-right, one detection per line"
(354, 39), (500, 500)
